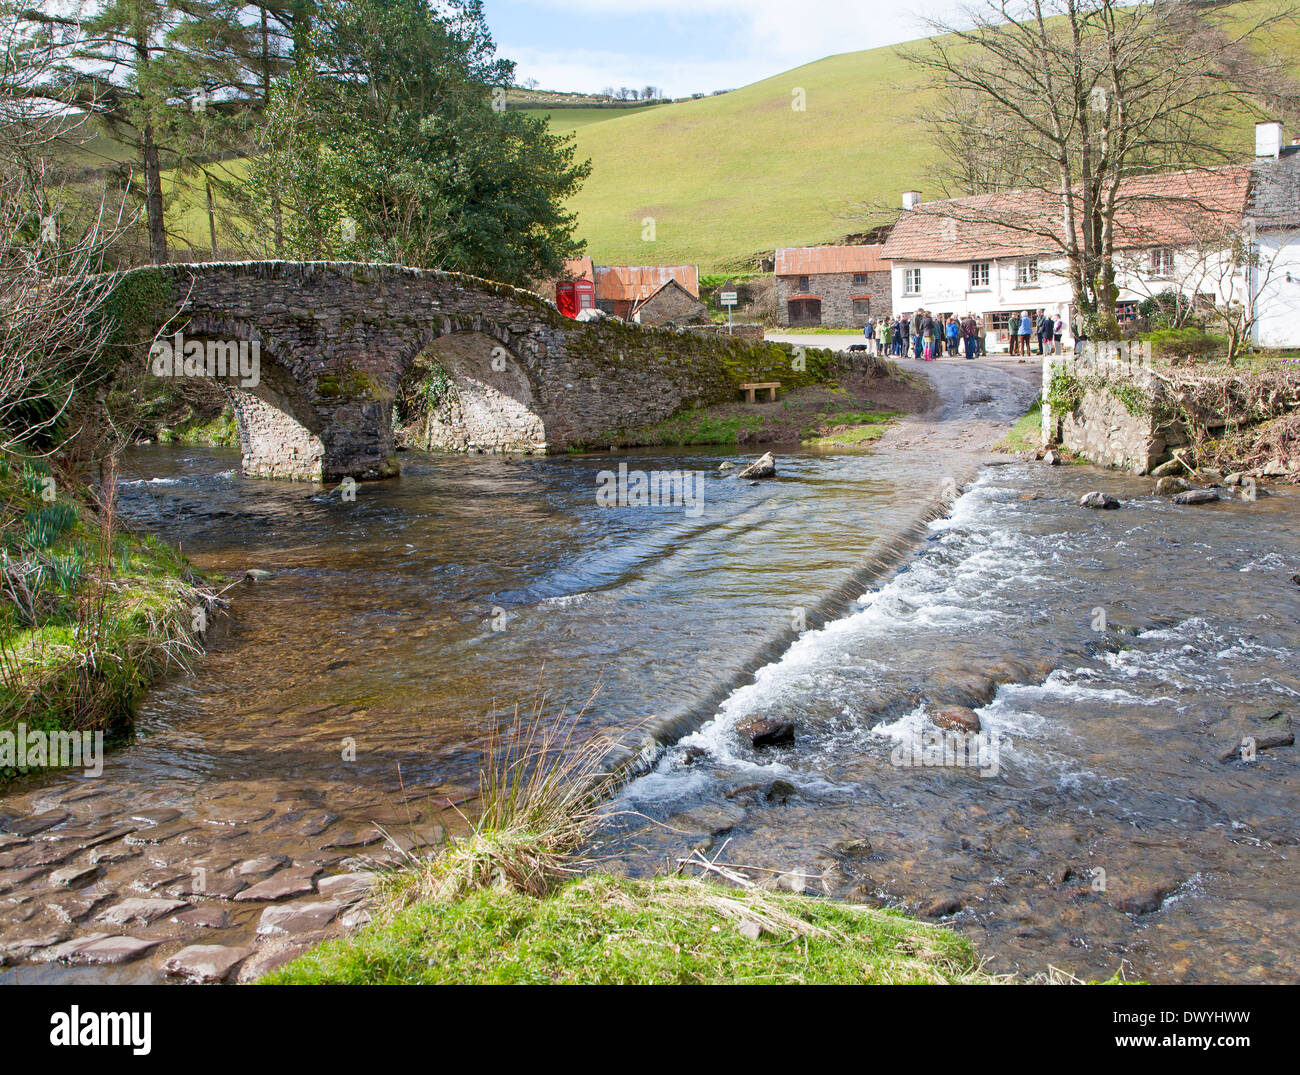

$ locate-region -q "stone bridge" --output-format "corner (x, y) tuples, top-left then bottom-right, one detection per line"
(119, 261), (816, 481)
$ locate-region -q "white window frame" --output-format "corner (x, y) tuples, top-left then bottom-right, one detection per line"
(1149, 247), (1175, 278)
(970, 262), (991, 289)
(904, 268), (922, 296)
(1016, 258), (1040, 288)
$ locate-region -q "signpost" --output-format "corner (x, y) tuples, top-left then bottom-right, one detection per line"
(719, 282), (739, 336)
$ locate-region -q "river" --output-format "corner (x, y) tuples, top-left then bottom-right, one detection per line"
(1, 357), (1296, 983)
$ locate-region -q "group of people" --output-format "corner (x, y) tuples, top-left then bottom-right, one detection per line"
(1008, 310), (1067, 357)
(863, 311), (985, 362)
(861, 309), (1069, 360)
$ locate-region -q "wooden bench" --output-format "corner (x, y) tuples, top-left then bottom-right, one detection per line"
(740, 381), (781, 404)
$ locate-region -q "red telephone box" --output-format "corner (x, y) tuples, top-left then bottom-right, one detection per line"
(556, 279), (595, 318)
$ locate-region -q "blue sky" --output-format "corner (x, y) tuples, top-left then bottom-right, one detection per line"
(482, 0), (968, 97)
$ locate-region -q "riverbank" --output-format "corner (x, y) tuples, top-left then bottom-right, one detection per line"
(590, 358), (933, 450)
(0, 453), (217, 783)
(265, 717), (996, 986)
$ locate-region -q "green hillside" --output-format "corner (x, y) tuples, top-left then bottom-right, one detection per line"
(141, 1), (1299, 270)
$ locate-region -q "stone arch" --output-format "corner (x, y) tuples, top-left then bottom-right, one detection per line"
(170, 314), (327, 481)
(395, 321), (548, 454)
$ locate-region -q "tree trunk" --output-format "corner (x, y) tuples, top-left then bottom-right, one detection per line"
(141, 120), (168, 265)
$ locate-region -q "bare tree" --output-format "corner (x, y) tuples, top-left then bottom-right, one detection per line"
(908, 0), (1300, 337)
(0, 5), (128, 456)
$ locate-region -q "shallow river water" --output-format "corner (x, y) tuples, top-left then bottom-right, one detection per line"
(1, 432), (1297, 983)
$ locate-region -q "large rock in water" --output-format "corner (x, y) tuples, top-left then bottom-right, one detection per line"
(933, 705), (982, 733)
(1172, 489), (1219, 506)
(1080, 491), (1121, 510)
(737, 716), (795, 748)
(1154, 476), (1190, 496)
(736, 452), (776, 480)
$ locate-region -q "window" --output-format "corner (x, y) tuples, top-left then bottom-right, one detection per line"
(853, 273), (869, 285)
(989, 311), (1015, 333)
(970, 262), (991, 289)
(852, 298), (871, 318)
(578, 292), (594, 309)
(904, 268), (922, 295)
(797, 275), (810, 292)
(1149, 247), (1175, 278)
(1016, 258), (1040, 287)
(1116, 301), (1139, 323)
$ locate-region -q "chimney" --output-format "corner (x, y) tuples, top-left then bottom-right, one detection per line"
(1256, 121), (1283, 159)
(902, 191), (922, 211)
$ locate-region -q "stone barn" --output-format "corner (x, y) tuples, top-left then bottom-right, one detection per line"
(774, 245), (892, 328)
(629, 278), (710, 327)
(593, 265), (701, 320)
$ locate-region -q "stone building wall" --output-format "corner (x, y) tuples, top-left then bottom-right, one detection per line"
(635, 285), (709, 327)
(774, 270), (893, 327)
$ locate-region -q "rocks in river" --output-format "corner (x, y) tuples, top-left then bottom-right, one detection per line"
(1150, 459), (1185, 478)
(737, 716), (795, 748)
(244, 569), (275, 581)
(921, 895), (964, 918)
(735, 452), (776, 480)
(1219, 724), (1295, 763)
(1292, 574), (1300, 589)
(717, 461), (735, 472)
(1154, 476), (1190, 496)
(667, 803), (746, 837)
(764, 779), (797, 804)
(256, 899), (342, 938)
(1042, 450), (1062, 466)
(1172, 489), (1219, 506)
(233, 866), (320, 902)
(96, 897), (188, 926)
(932, 705), (982, 733)
(162, 944), (254, 983)
(1224, 472), (1246, 486)
(1079, 491), (1120, 510)
(1113, 880), (1176, 916)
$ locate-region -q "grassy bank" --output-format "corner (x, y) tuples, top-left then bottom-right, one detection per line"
(268, 873), (992, 985)
(0, 453), (217, 781)
(263, 712), (995, 985)
(994, 402), (1044, 455)
(608, 368), (928, 450)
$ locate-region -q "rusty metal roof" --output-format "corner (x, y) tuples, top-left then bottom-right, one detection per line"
(594, 265), (699, 302)
(775, 245), (888, 276)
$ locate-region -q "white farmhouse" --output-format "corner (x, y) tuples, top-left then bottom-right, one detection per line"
(881, 168), (1252, 353)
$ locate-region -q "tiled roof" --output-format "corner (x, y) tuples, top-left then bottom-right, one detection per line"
(1249, 153), (1300, 230)
(775, 245), (888, 276)
(881, 167), (1252, 263)
(594, 265), (699, 302)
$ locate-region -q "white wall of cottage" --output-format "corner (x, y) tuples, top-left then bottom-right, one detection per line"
(1252, 231), (1300, 348)
(889, 249), (1244, 352)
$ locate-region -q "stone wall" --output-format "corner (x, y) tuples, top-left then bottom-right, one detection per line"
(1042, 343), (1166, 473)
(112, 261), (834, 480)
(775, 270), (893, 327)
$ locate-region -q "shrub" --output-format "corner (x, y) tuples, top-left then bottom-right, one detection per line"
(1145, 328), (1227, 359)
